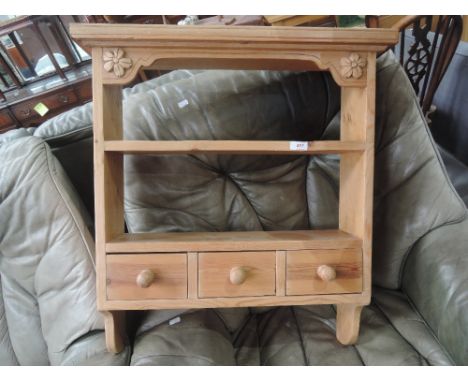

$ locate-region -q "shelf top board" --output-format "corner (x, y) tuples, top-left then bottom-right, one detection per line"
(70, 23), (398, 52)
(106, 229), (362, 253)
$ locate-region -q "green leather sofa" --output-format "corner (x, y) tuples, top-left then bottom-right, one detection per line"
(0, 51), (467, 365)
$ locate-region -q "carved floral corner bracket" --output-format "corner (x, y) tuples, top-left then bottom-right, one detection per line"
(103, 48), (133, 78)
(340, 53), (367, 79)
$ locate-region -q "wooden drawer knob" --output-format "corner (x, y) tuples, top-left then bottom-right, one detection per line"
(229, 266), (248, 285)
(317, 265), (336, 282)
(59, 94), (70, 103)
(136, 269), (155, 288)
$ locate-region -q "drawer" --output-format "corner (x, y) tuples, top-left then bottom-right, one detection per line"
(0, 109), (16, 131)
(106, 254), (187, 300)
(0, 109), (15, 127)
(198, 251), (276, 298)
(75, 79), (92, 102)
(286, 249), (362, 296)
(11, 88), (78, 121)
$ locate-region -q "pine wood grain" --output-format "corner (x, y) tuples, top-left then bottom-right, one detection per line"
(92, 47), (126, 353)
(71, 24), (398, 51)
(286, 249), (362, 296)
(106, 230), (362, 253)
(336, 304), (364, 345)
(104, 140), (367, 155)
(276, 250), (286, 296)
(198, 251), (276, 298)
(100, 293), (369, 310)
(187, 252), (198, 299)
(107, 254), (187, 300)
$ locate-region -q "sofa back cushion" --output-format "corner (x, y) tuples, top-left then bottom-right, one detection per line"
(123, 70), (339, 233)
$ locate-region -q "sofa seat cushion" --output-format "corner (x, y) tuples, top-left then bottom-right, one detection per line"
(130, 287), (454, 366)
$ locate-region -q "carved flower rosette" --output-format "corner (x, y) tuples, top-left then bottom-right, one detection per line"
(103, 48), (133, 78)
(340, 53), (367, 79)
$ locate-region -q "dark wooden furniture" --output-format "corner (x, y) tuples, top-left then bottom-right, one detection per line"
(0, 16), (92, 133)
(365, 15), (463, 119)
(0, 65), (91, 132)
(265, 15), (337, 27)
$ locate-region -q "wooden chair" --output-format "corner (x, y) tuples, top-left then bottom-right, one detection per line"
(366, 16), (463, 119)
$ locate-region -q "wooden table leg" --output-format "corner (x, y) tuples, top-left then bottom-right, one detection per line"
(102, 310), (126, 353)
(336, 304), (363, 345)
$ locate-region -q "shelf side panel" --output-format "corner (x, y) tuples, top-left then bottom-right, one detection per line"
(93, 46), (125, 309)
(339, 52), (376, 302)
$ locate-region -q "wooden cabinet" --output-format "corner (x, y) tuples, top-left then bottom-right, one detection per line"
(11, 88), (77, 122)
(0, 16), (93, 133)
(0, 109), (16, 132)
(71, 23), (398, 353)
(0, 70), (92, 132)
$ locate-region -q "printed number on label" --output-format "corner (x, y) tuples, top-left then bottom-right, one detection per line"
(289, 141), (308, 151)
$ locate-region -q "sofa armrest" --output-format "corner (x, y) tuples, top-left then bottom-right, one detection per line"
(402, 217), (468, 365)
(59, 331), (130, 366)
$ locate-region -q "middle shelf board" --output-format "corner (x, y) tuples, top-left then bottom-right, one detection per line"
(103, 140), (367, 155)
(106, 229), (362, 253)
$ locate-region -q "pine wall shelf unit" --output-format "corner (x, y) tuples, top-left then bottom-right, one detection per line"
(71, 23), (398, 353)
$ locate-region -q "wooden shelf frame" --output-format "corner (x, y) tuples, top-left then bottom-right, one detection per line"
(71, 24), (398, 354)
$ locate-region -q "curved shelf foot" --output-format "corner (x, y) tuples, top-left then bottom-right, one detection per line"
(336, 303), (363, 345)
(102, 310), (126, 353)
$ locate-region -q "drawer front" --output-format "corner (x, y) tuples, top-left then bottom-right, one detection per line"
(12, 89), (78, 121)
(198, 251), (276, 298)
(75, 79), (92, 101)
(286, 249), (362, 296)
(0, 109), (16, 131)
(107, 254), (187, 300)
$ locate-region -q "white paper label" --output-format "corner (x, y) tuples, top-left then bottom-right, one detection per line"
(289, 141), (308, 151)
(169, 316), (181, 326)
(178, 99), (189, 109)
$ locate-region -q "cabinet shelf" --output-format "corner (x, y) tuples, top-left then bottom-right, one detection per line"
(106, 229), (362, 253)
(103, 140), (366, 155)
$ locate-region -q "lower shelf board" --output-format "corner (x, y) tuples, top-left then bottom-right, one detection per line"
(100, 293), (369, 311)
(106, 229), (361, 253)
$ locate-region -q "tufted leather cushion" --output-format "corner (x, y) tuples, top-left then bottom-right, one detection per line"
(123, 70), (339, 233)
(370, 52), (466, 288)
(402, 218), (468, 365)
(129, 287), (455, 365)
(250, 287), (454, 365)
